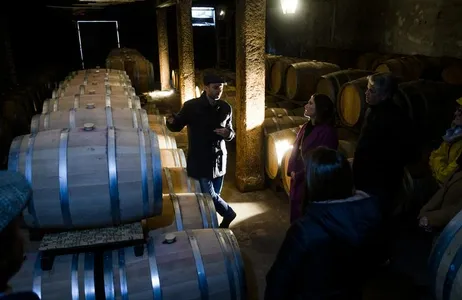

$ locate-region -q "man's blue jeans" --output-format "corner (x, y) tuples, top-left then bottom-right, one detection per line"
(199, 176), (234, 218)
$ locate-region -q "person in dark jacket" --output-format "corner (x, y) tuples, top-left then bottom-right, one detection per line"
(353, 72), (415, 216)
(265, 147), (382, 300)
(166, 74), (237, 228)
(0, 171), (39, 300)
(286, 93), (338, 223)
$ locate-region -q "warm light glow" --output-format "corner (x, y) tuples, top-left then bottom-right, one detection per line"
(275, 139), (294, 165)
(219, 10), (225, 16)
(147, 89), (175, 100)
(281, 0), (298, 14)
(195, 86), (202, 98)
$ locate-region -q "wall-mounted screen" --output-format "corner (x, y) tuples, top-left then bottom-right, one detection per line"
(192, 7), (215, 27)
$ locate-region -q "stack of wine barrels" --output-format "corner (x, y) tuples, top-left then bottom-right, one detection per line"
(106, 48), (155, 94)
(8, 67), (248, 299)
(429, 209), (462, 300)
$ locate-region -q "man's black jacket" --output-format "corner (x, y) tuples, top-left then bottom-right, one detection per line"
(166, 92), (235, 179)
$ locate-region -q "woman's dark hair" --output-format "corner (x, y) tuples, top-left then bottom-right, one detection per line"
(312, 93), (335, 125)
(304, 147), (354, 207)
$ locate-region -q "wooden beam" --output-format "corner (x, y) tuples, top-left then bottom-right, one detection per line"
(156, 0), (177, 8)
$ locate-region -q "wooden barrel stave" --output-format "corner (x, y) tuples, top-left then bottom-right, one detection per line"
(9, 252), (95, 299)
(72, 68), (126, 75)
(265, 54), (283, 90)
(103, 229), (245, 300)
(160, 149), (187, 167)
(265, 108), (293, 118)
(338, 77), (369, 128)
(263, 116), (306, 136)
(62, 77), (131, 87)
(31, 107), (150, 133)
(149, 116), (177, 149)
(338, 139), (357, 159)
(161, 167), (201, 194)
(56, 84), (135, 99)
(144, 193), (218, 233)
(429, 210), (462, 300)
(265, 127), (300, 179)
(316, 69), (375, 103)
(270, 57), (306, 94)
(375, 56), (427, 81)
(285, 61), (341, 100)
(42, 94), (142, 113)
(8, 127), (163, 229)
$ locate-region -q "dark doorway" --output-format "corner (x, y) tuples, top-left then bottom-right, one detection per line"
(77, 21), (120, 69)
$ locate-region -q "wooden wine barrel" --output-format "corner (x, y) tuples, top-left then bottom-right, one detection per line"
(292, 107), (305, 117)
(337, 76), (369, 128)
(171, 128), (189, 150)
(9, 252), (95, 299)
(428, 210), (462, 300)
(62, 76), (131, 87)
(356, 53), (395, 71)
(160, 149), (187, 167)
(396, 81), (462, 143)
(270, 57), (306, 94)
(103, 228), (246, 300)
(285, 61), (340, 100)
(71, 68), (126, 75)
(30, 107), (149, 133)
(42, 94), (142, 113)
(8, 127), (163, 229)
(276, 101), (297, 110)
(263, 116), (306, 136)
(265, 127), (300, 179)
(149, 116), (177, 149)
(338, 139), (357, 159)
(281, 151), (291, 196)
(442, 65), (462, 85)
(143, 193), (218, 232)
(316, 69), (375, 103)
(265, 54), (282, 90)
(265, 108), (293, 118)
(55, 84), (135, 98)
(375, 56), (426, 81)
(161, 167), (201, 194)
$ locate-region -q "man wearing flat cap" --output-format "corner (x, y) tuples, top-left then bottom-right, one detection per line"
(166, 73), (237, 228)
(0, 171), (39, 300)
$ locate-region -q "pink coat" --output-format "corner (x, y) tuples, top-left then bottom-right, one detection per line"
(287, 123), (339, 223)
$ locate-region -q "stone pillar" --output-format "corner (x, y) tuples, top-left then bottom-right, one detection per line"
(235, 0), (266, 192)
(156, 8), (171, 91)
(176, 0), (195, 104)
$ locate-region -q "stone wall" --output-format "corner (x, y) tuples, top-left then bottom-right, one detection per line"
(266, 0), (462, 59)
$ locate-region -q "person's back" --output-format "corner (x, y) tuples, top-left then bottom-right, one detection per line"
(265, 148), (382, 300)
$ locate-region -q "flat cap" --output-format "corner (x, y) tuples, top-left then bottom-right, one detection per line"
(203, 74), (227, 86)
(0, 170), (31, 232)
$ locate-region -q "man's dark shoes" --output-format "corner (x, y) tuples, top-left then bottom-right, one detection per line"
(219, 211), (237, 228)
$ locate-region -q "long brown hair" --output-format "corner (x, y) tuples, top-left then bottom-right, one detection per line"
(312, 93), (335, 125)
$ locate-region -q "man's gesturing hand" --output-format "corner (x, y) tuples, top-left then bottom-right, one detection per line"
(214, 128), (230, 137)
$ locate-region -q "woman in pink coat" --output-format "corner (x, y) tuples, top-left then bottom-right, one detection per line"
(287, 93), (339, 223)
